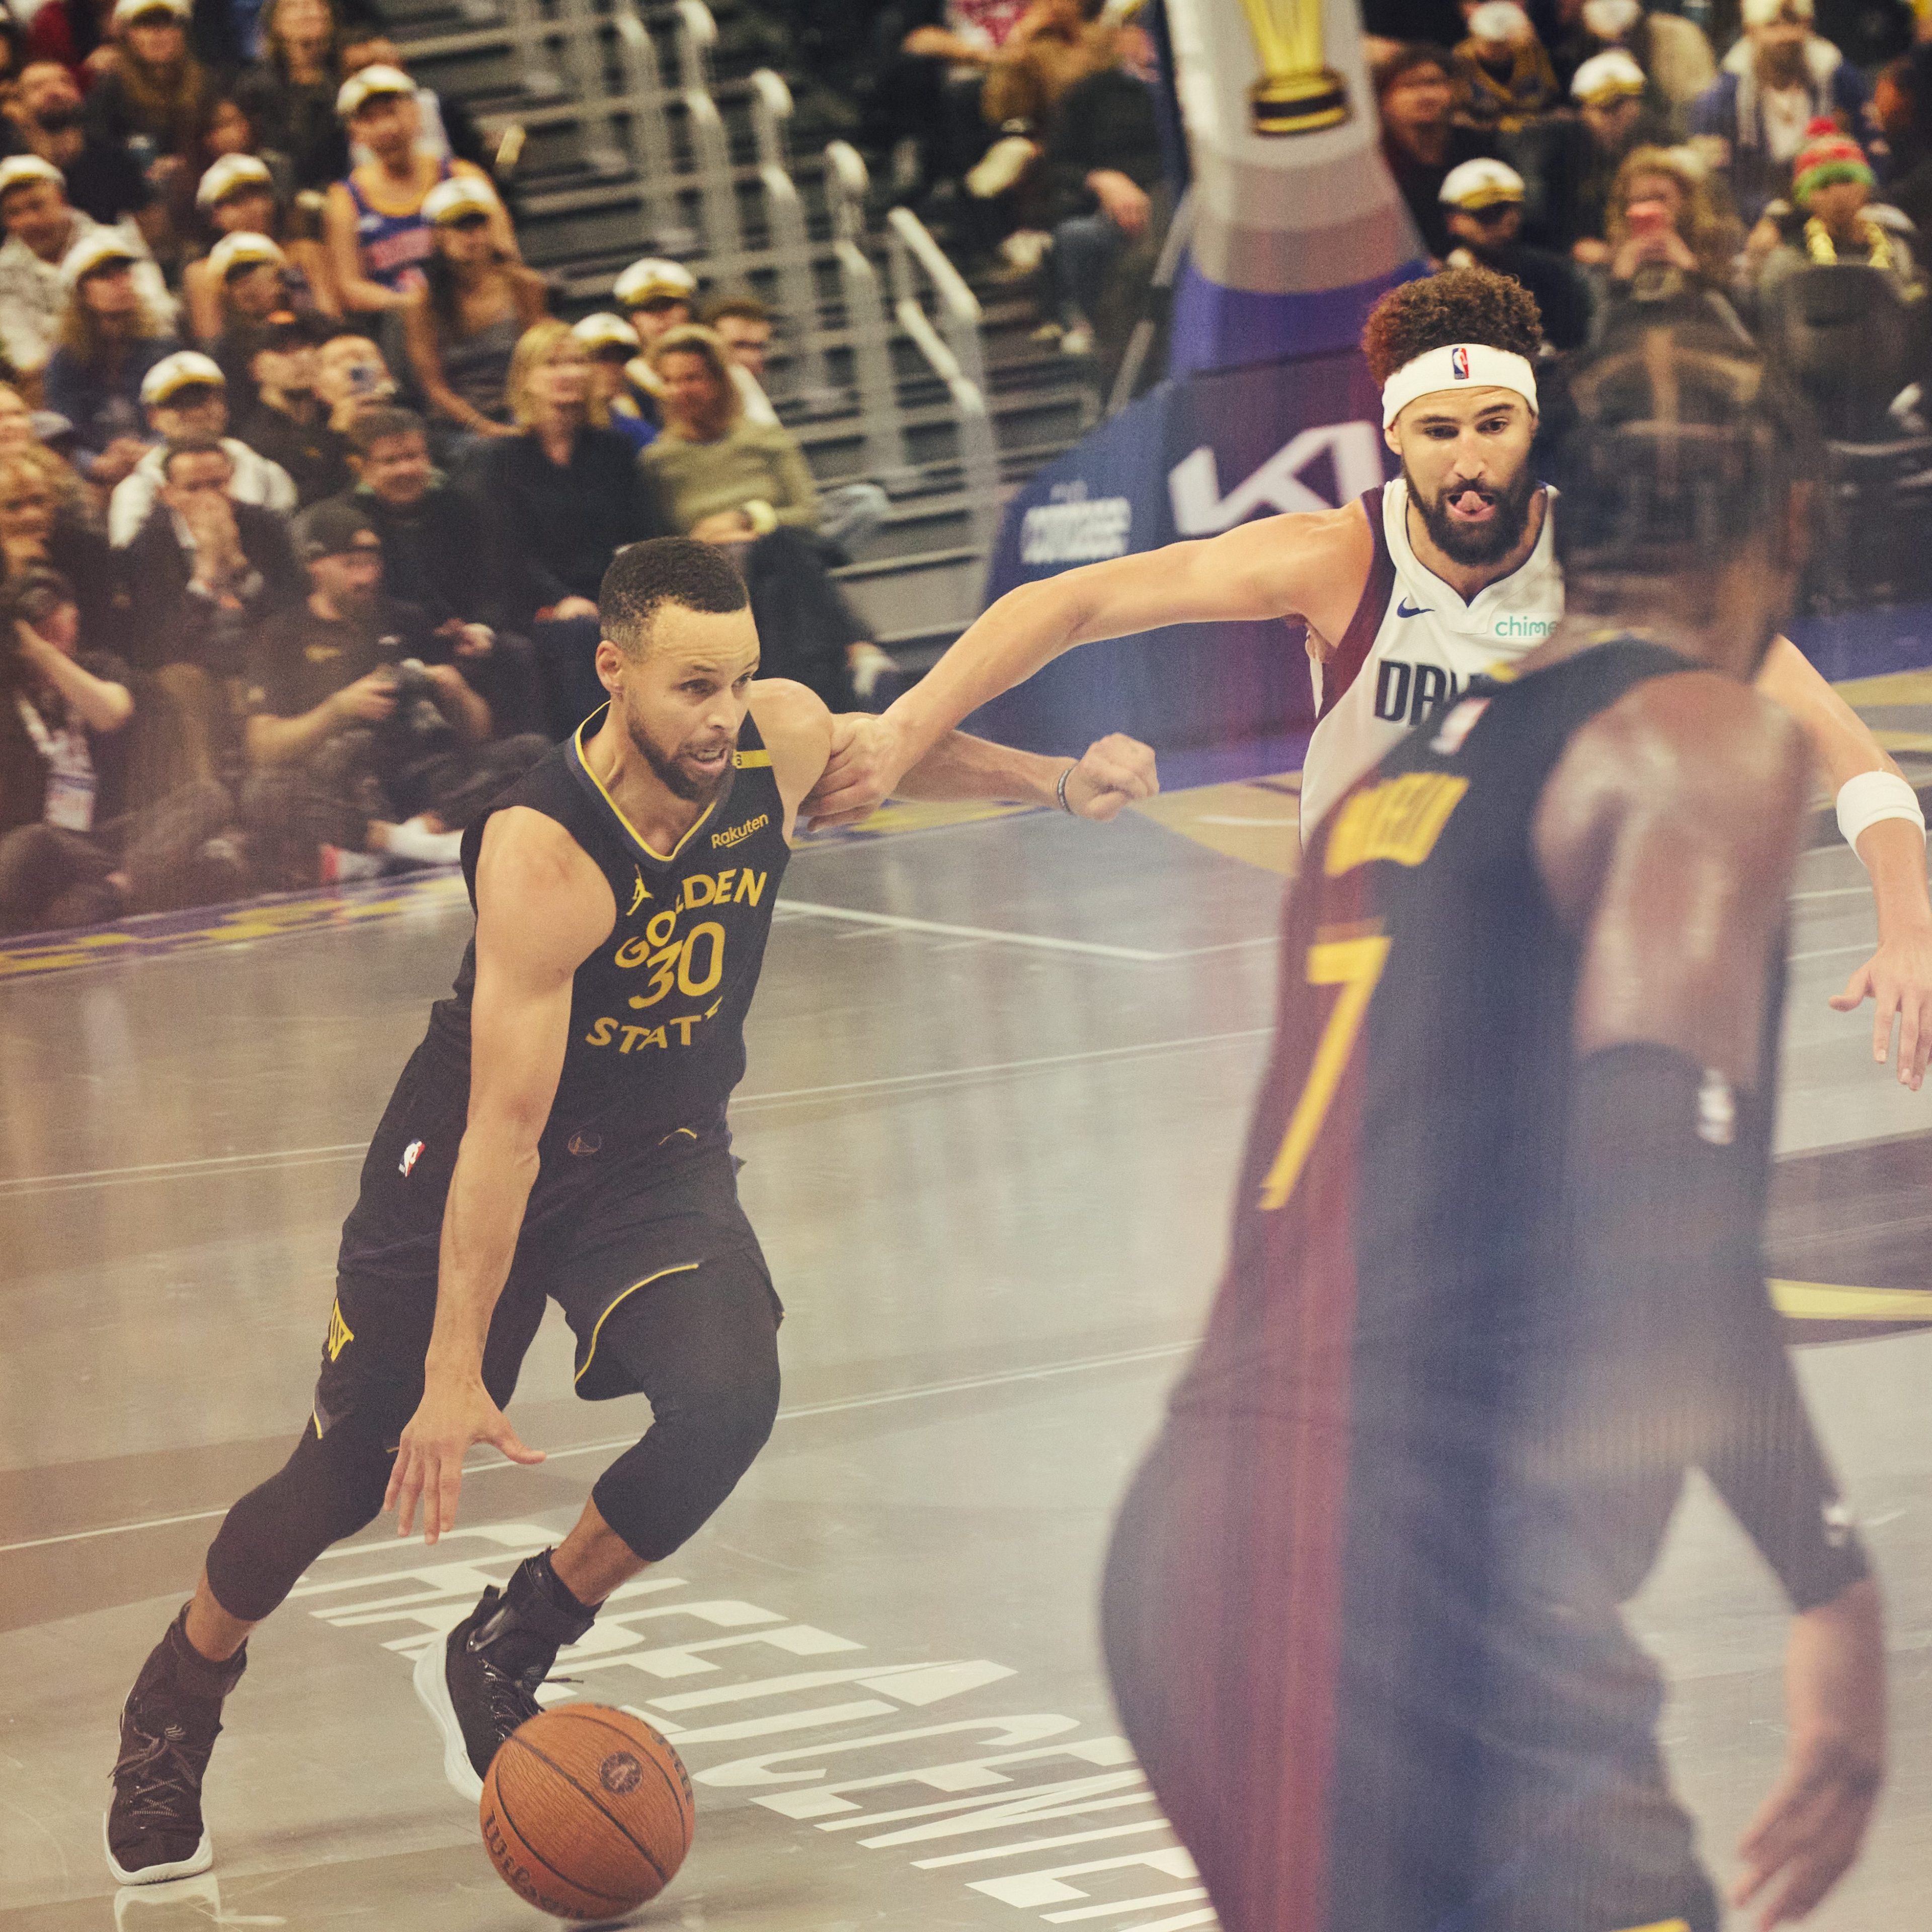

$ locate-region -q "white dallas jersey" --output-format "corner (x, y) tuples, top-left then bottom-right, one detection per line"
(1299, 478), (1563, 840)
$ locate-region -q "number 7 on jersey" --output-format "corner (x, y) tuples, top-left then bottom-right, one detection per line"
(1257, 931), (1392, 1212)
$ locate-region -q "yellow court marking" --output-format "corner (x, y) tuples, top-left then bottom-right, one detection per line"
(1866, 728), (1932, 755)
(1130, 773), (1304, 878)
(1771, 1278), (1932, 1322)
(1829, 669), (1932, 708)
(1613, 1921), (1689, 1932)
(795, 796), (1031, 844)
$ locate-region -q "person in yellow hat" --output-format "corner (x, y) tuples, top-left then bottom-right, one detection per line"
(1438, 156), (1592, 347)
(400, 172), (547, 452)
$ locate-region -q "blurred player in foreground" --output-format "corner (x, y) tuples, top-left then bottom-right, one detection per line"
(1102, 330), (1885, 1931)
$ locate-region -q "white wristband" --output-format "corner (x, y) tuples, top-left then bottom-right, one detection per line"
(1836, 769), (1925, 862)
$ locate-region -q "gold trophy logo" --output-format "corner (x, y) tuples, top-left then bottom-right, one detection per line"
(1238, 0), (1349, 134)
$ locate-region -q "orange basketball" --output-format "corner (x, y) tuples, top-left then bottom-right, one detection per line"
(479, 1704), (695, 1921)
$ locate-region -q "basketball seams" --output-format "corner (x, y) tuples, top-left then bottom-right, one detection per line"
(505, 1732), (672, 1884)
(484, 1781), (634, 1910)
(559, 1709), (696, 1857)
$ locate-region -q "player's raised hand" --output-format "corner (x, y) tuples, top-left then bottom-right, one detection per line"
(1063, 734), (1159, 822)
(1830, 930), (1932, 1089)
(385, 1378), (545, 1544)
(803, 712), (912, 829)
(1733, 1577), (1885, 1928)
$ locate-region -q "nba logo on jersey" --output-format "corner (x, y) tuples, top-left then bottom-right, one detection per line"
(1451, 346), (1471, 381)
(399, 1139), (424, 1177)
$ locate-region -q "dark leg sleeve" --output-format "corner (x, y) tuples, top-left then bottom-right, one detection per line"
(587, 1251), (782, 1563)
(203, 1411), (397, 1624)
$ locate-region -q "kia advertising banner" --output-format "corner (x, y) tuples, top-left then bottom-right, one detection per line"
(968, 345), (1390, 756)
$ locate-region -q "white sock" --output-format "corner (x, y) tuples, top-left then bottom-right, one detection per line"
(383, 817), (464, 865)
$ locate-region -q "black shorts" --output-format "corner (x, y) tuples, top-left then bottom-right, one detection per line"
(316, 1043), (779, 1443)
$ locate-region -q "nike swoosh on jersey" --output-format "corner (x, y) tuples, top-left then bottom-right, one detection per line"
(1397, 597), (1432, 618)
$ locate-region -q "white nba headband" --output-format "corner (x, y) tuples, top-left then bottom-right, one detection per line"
(1381, 343), (1539, 429)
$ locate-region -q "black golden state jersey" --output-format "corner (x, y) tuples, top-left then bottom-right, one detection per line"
(427, 705), (790, 1157)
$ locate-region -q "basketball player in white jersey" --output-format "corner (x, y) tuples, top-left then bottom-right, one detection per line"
(810, 268), (1932, 1088)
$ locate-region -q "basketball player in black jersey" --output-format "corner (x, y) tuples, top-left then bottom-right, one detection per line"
(104, 537), (1159, 1886)
(1098, 335), (1886, 1932)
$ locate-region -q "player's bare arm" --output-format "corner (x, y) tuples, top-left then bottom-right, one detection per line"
(1756, 636), (1932, 1086)
(886, 727), (1158, 821)
(804, 505), (1369, 828)
(1537, 677), (1885, 1930)
(760, 664), (1161, 825)
(384, 807), (614, 1543)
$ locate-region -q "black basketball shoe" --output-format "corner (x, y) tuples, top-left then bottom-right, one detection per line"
(415, 1551), (597, 1801)
(106, 1608), (247, 1885)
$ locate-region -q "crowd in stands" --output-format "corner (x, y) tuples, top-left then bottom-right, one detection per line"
(0, 0), (912, 937)
(1360, 0), (1932, 374)
(11, 0), (1932, 940)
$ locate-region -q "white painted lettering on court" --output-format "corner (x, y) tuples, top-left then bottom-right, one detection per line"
(294, 1523), (1218, 1929)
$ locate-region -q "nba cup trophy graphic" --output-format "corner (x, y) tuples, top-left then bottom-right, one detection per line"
(1239, 0), (1349, 134)
(1167, 0), (1424, 373)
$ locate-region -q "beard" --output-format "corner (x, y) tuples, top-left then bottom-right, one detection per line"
(623, 705), (736, 804)
(1408, 455), (1538, 566)
(34, 104), (82, 134)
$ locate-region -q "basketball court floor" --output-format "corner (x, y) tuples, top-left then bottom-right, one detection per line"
(3, 756), (1930, 1931)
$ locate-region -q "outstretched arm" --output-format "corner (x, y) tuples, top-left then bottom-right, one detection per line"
(886, 727), (1157, 821)
(756, 675), (1159, 827)
(1756, 636), (1932, 1087)
(806, 505), (1371, 828)
(384, 809), (614, 1542)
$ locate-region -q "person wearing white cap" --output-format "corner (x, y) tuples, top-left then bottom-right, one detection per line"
(1553, 0), (1714, 112)
(400, 173), (546, 447)
(43, 228), (179, 484)
(1438, 158), (1592, 349)
(4, 63), (148, 229)
(0, 151), (172, 378)
(813, 263), (1932, 1080)
(571, 312), (655, 453)
(86, 0), (218, 205)
(183, 155), (321, 348)
(324, 62), (509, 314)
(1688, 0), (1872, 224)
(606, 257), (691, 420)
(1545, 48), (1673, 260)
(106, 348), (297, 545)
(1452, 0), (1558, 134)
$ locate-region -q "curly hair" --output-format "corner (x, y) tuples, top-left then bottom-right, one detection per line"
(1603, 146), (1743, 284)
(1359, 267), (1545, 384)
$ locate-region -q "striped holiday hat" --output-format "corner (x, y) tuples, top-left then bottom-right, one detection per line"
(1792, 118), (1873, 206)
